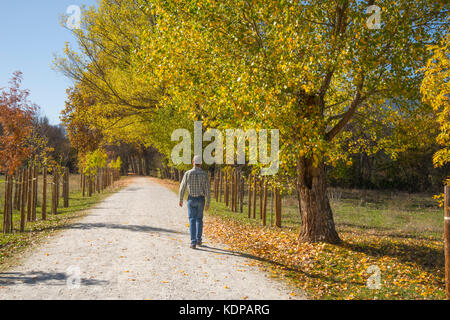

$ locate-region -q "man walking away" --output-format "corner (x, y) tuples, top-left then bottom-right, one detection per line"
(179, 155), (210, 249)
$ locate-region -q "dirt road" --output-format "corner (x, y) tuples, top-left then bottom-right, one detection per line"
(0, 177), (305, 300)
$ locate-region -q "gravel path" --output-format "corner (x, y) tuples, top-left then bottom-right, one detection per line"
(0, 177), (305, 300)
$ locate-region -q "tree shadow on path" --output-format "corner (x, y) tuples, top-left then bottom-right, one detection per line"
(0, 271), (108, 286)
(51, 222), (187, 235)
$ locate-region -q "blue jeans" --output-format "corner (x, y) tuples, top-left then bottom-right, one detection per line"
(187, 196), (205, 245)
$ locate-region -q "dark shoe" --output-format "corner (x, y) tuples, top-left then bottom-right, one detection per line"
(190, 244), (196, 249)
(197, 241), (202, 246)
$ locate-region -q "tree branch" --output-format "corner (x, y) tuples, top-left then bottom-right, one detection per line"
(325, 75), (365, 141)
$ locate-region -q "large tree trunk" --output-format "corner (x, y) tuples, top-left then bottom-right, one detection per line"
(296, 156), (341, 244)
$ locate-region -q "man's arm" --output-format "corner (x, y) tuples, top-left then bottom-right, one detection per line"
(179, 172), (188, 206)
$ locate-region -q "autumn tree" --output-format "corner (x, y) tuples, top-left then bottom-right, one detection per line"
(146, 0), (449, 243)
(55, 0), (192, 169)
(0, 72), (36, 174)
(421, 30), (450, 182)
(55, 0), (162, 149)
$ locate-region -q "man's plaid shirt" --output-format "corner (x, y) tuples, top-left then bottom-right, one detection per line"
(179, 167), (211, 205)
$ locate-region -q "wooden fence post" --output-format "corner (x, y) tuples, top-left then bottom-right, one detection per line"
(219, 171), (223, 203)
(444, 185), (450, 300)
(97, 167), (101, 192)
(230, 170), (234, 209)
(217, 170), (220, 202)
(275, 187), (282, 228)
(248, 175), (252, 218)
(104, 168), (106, 187)
(20, 169), (27, 231)
(231, 170), (235, 211)
(17, 170), (23, 211)
(64, 167), (69, 207)
(52, 167), (57, 215)
(225, 171), (229, 207)
(270, 186), (273, 226)
(229, 170), (232, 209)
(229, 171), (232, 208)
(213, 171), (217, 201)
(240, 175), (244, 213)
(82, 171), (86, 197)
(3, 175), (10, 233)
(56, 169), (60, 208)
(9, 175), (14, 232)
(32, 166), (38, 221)
(262, 179), (268, 226)
(235, 171), (239, 212)
(15, 170), (22, 211)
(88, 169), (93, 197)
(232, 170), (236, 210)
(26, 167), (32, 222)
(42, 168), (47, 220)
(14, 172), (20, 210)
(259, 177), (263, 219)
(99, 168), (103, 190)
(236, 171), (239, 212)
(104, 167), (107, 190)
(252, 175), (257, 219)
(96, 167), (101, 194)
(8, 174), (13, 232)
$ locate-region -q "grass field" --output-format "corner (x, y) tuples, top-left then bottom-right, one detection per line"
(219, 185), (443, 240)
(158, 177), (445, 300)
(0, 174), (126, 270)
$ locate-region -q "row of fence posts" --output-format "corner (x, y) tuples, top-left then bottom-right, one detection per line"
(2, 166), (70, 234)
(79, 167), (120, 198)
(128, 154), (150, 176)
(2, 166), (121, 234)
(212, 168), (282, 227)
(160, 166), (184, 182)
(160, 166), (283, 228)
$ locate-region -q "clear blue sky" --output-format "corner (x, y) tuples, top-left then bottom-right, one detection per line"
(0, 0), (97, 125)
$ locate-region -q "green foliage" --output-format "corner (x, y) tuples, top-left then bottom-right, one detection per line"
(109, 156), (122, 170)
(55, 0), (449, 176)
(82, 149), (108, 174)
(421, 31), (450, 173)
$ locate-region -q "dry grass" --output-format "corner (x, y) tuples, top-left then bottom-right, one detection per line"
(251, 187), (443, 241)
(1, 173), (82, 210)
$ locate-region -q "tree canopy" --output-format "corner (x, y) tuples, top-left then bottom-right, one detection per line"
(55, 0), (449, 243)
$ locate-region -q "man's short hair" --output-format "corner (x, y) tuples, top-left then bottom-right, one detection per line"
(193, 155), (202, 165)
